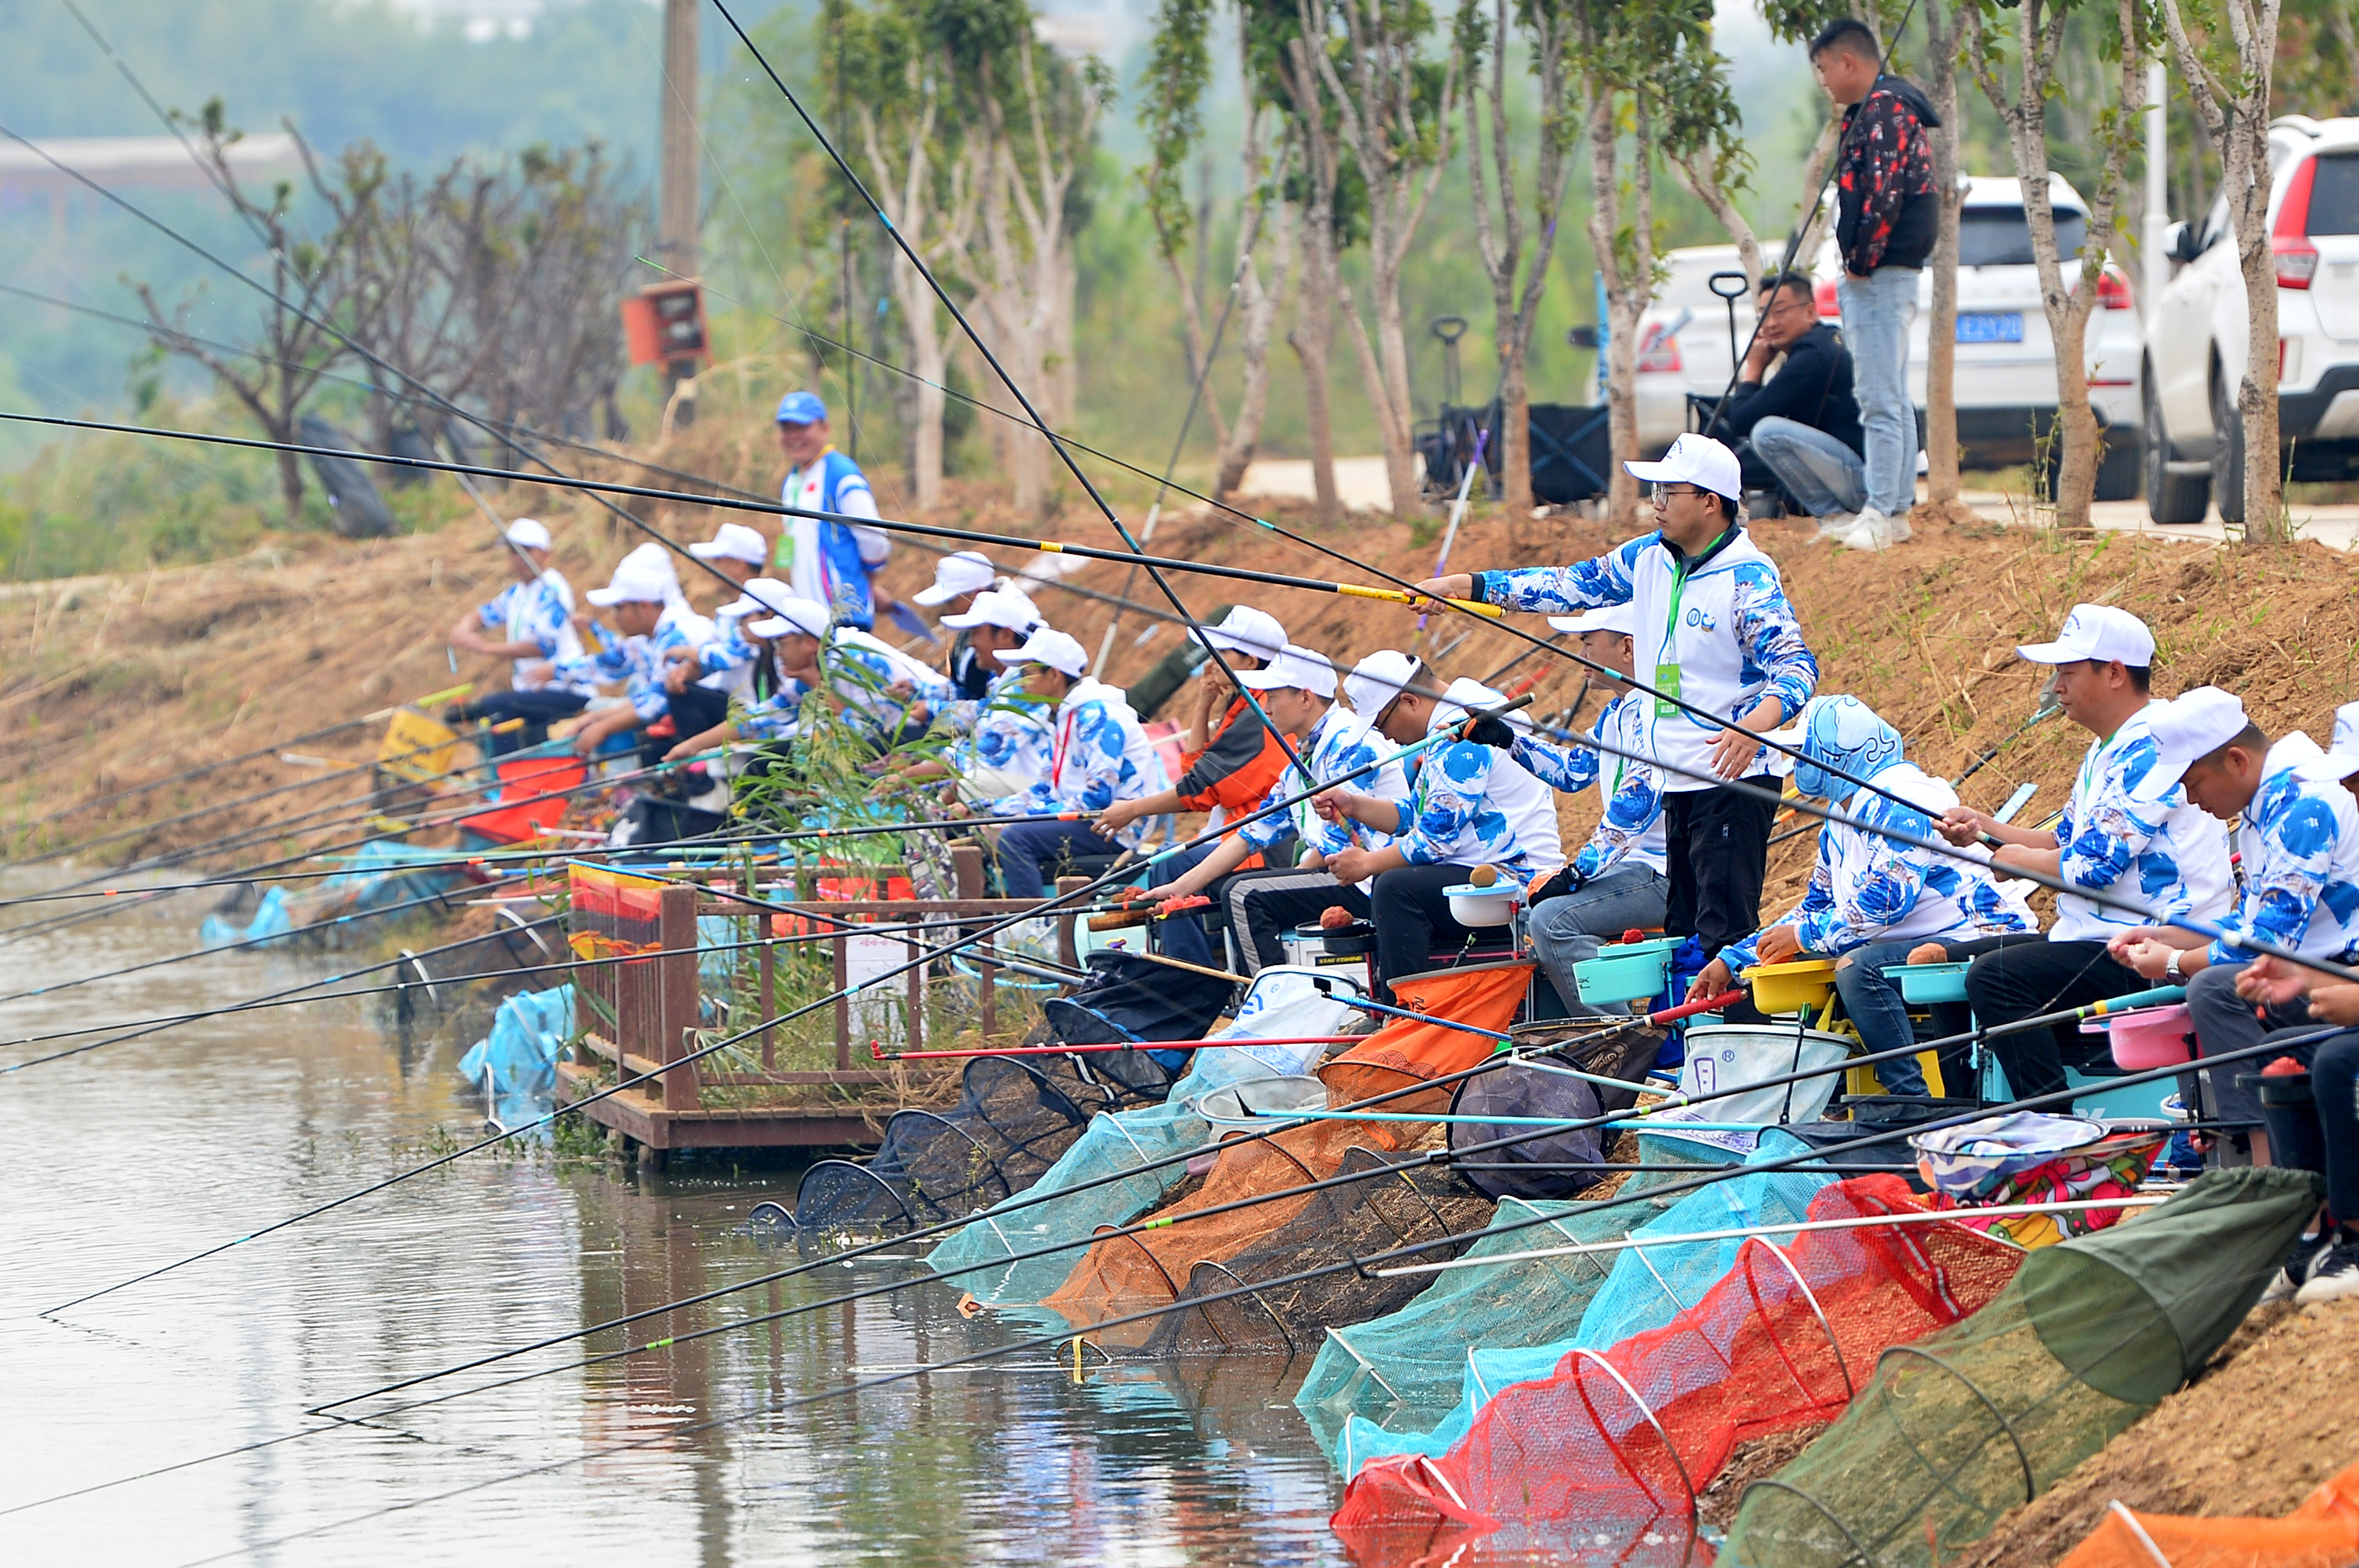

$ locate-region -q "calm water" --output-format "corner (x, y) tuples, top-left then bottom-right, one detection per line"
(0, 872), (1348, 1565)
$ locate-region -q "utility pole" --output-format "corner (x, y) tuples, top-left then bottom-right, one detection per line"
(658, 0), (702, 426)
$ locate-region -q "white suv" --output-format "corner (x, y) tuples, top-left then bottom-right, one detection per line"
(1631, 177), (2144, 498)
(2146, 116), (2359, 524)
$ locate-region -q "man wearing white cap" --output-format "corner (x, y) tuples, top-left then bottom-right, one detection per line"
(1938, 604), (2234, 1104)
(446, 518), (595, 753)
(1316, 653), (1562, 992)
(666, 564), (792, 742)
(665, 593), (951, 759)
(772, 390), (894, 630)
(873, 590), (1052, 801)
(1141, 645), (1412, 973)
(687, 522), (772, 586)
(550, 553), (717, 762)
(2104, 688), (2359, 1169)
(928, 571), (1041, 724)
(1415, 431), (1819, 970)
(1094, 605), (1291, 848)
(983, 628), (1171, 899)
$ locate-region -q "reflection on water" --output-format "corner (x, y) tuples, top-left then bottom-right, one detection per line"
(0, 874), (1346, 1564)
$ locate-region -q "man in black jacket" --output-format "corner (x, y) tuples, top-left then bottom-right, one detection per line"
(1812, 16), (1939, 553)
(1724, 272), (1868, 531)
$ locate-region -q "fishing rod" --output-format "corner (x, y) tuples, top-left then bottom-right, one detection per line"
(181, 1022), (2328, 1568)
(39, 693), (1532, 1315)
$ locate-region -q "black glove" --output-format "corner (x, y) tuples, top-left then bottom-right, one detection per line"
(1460, 715), (1517, 750)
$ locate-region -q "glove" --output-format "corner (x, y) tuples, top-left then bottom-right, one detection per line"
(1459, 715), (1517, 750)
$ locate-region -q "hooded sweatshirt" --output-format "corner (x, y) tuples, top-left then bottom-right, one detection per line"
(1835, 74), (1942, 276)
(1011, 678), (1172, 847)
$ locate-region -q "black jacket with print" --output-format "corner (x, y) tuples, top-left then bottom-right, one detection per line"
(1835, 74), (1940, 276)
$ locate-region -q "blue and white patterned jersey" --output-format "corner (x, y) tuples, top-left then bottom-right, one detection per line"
(550, 601), (715, 722)
(737, 628), (954, 747)
(2206, 734), (2359, 966)
(477, 571), (590, 693)
(1235, 707), (1410, 857)
(1478, 528), (1818, 793)
(692, 603), (764, 699)
(2049, 703), (2235, 941)
(957, 668), (1057, 813)
(1720, 764), (2035, 971)
(1009, 679), (1172, 849)
(1510, 690), (1668, 880)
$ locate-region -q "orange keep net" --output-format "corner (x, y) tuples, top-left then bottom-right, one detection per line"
(2057, 1465), (2359, 1568)
(1038, 962), (1531, 1349)
(1330, 1174), (2026, 1564)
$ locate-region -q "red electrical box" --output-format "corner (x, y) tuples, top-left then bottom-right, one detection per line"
(621, 279), (711, 367)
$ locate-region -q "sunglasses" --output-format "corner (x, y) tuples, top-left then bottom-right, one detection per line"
(1647, 483), (1710, 505)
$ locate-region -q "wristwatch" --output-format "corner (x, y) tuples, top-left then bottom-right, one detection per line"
(2165, 949), (2186, 982)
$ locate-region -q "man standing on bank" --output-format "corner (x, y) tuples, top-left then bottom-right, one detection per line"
(1811, 17), (1940, 553)
(1417, 432), (1820, 969)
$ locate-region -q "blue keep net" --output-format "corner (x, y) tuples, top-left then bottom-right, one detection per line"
(199, 841), (469, 949)
(457, 984), (576, 1134)
(1297, 1129), (1830, 1477)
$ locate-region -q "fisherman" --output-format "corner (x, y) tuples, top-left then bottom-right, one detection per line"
(981, 628), (1172, 899)
(1416, 432), (1819, 975)
(1315, 654), (1563, 995)
(443, 518), (595, 754)
(549, 550), (717, 764)
(665, 594), (951, 760)
(1135, 644), (1411, 974)
(2102, 689), (2359, 1167)
(1936, 605), (2235, 1105)
(2228, 953), (2359, 1302)
(872, 589), (1050, 801)
(772, 390), (896, 631)
(1473, 605), (1671, 1014)
(666, 526), (783, 741)
(1720, 271), (1868, 533)
(1685, 696), (2035, 1116)
(1812, 15), (1941, 551)
(913, 550), (1040, 713)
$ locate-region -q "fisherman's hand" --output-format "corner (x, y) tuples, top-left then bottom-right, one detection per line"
(888, 678), (915, 701)
(2106, 926), (2170, 963)
(1411, 572), (1477, 610)
(1705, 723), (1764, 779)
(2116, 939), (2177, 981)
(1312, 787), (1358, 825)
(2311, 982), (2359, 1026)
(1936, 807), (1991, 847)
(662, 738), (702, 763)
(1458, 714), (1517, 750)
(2235, 956), (2310, 1008)
(571, 728), (602, 758)
(1095, 798), (1147, 837)
(1328, 846), (1379, 886)
(1688, 957), (1735, 1003)
(1754, 924), (1804, 966)
(664, 663), (693, 694)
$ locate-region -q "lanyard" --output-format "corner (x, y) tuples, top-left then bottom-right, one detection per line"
(1657, 527), (1730, 666)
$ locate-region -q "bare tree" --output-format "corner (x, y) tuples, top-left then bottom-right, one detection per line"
(1261, 0), (1351, 521)
(2155, 0), (2287, 537)
(1967, 0), (2146, 529)
(1458, 0), (1575, 512)
(131, 102), (385, 523)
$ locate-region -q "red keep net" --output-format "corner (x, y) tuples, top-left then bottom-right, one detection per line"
(1330, 1174), (2025, 1565)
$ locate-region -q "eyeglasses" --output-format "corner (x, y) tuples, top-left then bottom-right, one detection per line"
(1648, 483), (1709, 505)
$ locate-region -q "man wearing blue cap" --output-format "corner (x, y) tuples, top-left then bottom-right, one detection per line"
(773, 390), (894, 630)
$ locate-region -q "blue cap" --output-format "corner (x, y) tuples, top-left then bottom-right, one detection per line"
(775, 390), (828, 425)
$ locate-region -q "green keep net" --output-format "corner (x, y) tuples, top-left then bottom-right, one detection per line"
(1722, 1166), (2324, 1568)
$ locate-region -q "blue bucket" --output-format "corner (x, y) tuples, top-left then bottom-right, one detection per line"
(1893, 961), (1971, 1004)
(1574, 940), (1677, 1008)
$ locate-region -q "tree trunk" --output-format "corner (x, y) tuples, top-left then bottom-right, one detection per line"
(1163, 246), (1231, 452)
(2230, 116), (2286, 538)
(1791, 118), (1845, 264)
(1920, 0), (1965, 503)
(1498, 345), (1532, 514)
(1587, 90), (1654, 525)
(276, 442), (306, 522)
(1290, 208), (1342, 522)
(906, 298), (949, 509)
(1216, 205), (1292, 500)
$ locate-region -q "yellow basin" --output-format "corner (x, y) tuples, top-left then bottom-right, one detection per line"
(1744, 958), (1838, 1015)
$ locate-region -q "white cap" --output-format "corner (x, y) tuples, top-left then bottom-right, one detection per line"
(587, 562), (672, 607)
(1624, 432), (1742, 502)
(1548, 605), (1639, 638)
(745, 595), (832, 641)
(1343, 649), (1420, 719)
(505, 518), (552, 552)
(1432, 676), (1530, 734)
(1002, 627), (1089, 679)
(1235, 643), (1339, 699)
(1189, 606), (1287, 664)
(2016, 603), (2157, 667)
(689, 522), (769, 564)
(720, 577), (794, 619)
(2142, 686), (2250, 797)
(938, 588), (1042, 635)
(915, 550), (998, 607)
(2304, 701), (2359, 784)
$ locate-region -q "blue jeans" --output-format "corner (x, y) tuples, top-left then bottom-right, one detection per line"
(1748, 416), (1868, 518)
(994, 819), (1120, 899)
(1529, 865), (1672, 1017)
(1838, 267), (1920, 516)
(1835, 938), (1932, 1097)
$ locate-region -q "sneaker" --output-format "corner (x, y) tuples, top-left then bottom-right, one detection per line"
(2294, 1239), (2359, 1307)
(2264, 1230), (2335, 1304)
(1812, 511), (1857, 541)
(1836, 508), (1913, 551)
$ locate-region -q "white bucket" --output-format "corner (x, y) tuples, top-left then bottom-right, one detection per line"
(1658, 1023), (1853, 1130)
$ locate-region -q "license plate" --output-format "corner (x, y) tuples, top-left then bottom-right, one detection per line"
(1957, 312), (2024, 344)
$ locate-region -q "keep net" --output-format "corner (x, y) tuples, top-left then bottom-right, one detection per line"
(1330, 1174), (2026, 1565)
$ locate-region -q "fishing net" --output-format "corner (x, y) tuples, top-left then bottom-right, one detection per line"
(2056, 1460), (2359, 1568)
(1443, 1020), (1669, 1200)
(1721, 1167), (2325, 1568)
(1318, 1137), (1839, 1480)
(927, 966), (1372, 1301)
(1035, 963), (1533, 1348)
(1330, 1174), (2027, 1564)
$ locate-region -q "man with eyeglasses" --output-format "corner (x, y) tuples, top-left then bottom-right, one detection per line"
(1416, 433), (1818, 972)
(1720, 272), (1866, 536)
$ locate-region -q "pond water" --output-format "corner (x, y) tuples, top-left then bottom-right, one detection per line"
(0, 874), (1350, 1565)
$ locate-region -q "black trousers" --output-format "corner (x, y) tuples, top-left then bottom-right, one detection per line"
(1663, 775), (1779, 962)
(1223, 867), (1372, 974)
(1962, 939), (2149, 1103)
(668, 684), (732, 741)
(451, 688), (590, 754)
(1909, 930), (2050, 1098)
(1371, 863), (1492, 992)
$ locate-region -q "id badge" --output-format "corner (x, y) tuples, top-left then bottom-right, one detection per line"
(1653, 662), (1683, 718)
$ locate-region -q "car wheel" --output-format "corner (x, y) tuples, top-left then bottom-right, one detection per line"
(2093, 428), (2142, 502)
(2144, 378), (2208, 523)
(2210, 368), (2246, 525)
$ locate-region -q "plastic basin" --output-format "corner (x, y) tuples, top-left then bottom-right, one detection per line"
(1443, 882), (1520, 927)
(1892, 961), (1970, 1004)
(1745, 959), (1836, 1014)
(1574, 945), (1673, 1007)
(2087, 1003), (2194, 1070)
